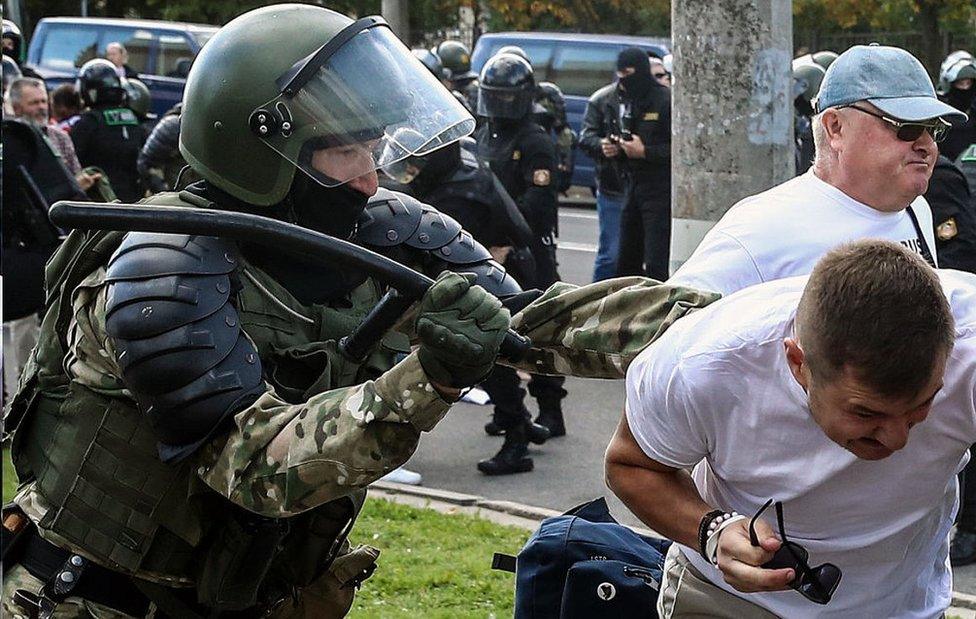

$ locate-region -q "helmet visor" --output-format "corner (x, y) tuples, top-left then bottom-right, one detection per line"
(254, 24), (475, 188)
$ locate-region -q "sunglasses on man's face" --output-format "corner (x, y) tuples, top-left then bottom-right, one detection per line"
(749, 499), (842, 605)
(840, 104), (950, 143)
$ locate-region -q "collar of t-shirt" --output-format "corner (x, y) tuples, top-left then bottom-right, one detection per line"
(806, 170), (913, 221)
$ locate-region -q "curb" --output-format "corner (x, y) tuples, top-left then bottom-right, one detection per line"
(370, 481), (976, 612)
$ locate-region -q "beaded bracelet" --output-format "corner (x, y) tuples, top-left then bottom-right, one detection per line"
(697, 509), (725, 560)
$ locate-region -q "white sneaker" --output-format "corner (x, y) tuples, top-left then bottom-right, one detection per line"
(379, 467), (423, 485)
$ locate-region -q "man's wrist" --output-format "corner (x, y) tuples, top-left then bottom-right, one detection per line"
(705, 514), (747, 565)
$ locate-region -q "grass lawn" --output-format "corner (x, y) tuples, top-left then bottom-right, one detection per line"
(2, 447), (528, 616)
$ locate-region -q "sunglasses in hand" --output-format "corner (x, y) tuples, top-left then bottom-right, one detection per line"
(748, 499), (842, 605)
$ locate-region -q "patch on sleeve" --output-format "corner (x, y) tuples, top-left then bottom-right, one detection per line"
(532, 169), (551, 186)
(936, 217), (958, 241)
(643, 112), (659, 121)
(512, 150), (521, 161)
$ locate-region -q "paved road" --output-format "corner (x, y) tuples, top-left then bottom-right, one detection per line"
(404, 204), (976, 595)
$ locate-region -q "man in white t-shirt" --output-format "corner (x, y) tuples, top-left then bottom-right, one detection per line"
(607, 240), (976, 617)
(670, 44), (968, 296)
(606, 240), (976, 619)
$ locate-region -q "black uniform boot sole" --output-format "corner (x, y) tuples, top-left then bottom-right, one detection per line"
(477, 456), (534, 475)
(484, 420), (505, 436)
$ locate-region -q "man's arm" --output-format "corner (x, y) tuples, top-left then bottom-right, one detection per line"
(507, 277), (720, 378)
(578, 90), (607, 158)
(605, 413), (794, 593)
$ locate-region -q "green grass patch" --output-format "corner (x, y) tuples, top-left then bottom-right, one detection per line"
(348, 498), (530, 618)
(2, 447), (528, 615)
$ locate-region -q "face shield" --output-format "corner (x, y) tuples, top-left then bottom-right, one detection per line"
(250, 18), (475, 188)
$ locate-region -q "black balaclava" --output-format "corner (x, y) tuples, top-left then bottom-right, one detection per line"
(411, 141), (462, 197)
(946, 84), (976, 114)
(190, 172), (370, 304)
(616, 47), (654, 100)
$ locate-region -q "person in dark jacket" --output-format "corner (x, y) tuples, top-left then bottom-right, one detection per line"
(612, 47), (673, 281)
(579, 78), (629, 280)
(938, 52), (976, 162)
(138, 103), (195, 193)
(70, 58), (146, 202)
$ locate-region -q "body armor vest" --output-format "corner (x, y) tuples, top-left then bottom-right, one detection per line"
(5, 190), (407, 610)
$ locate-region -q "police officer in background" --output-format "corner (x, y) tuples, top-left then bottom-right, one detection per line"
(474, 52), (567, 475)
(138, 103), (196, 194)
(70, 58), (146, 201)
(413, 48), (473, 114)
(792, 58), (826, 175)
(938, 51), (976, 162)
(436, 39), (479, 111)
(612, 47), (672, 281)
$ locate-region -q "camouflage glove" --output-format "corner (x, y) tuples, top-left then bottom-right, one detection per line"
(416, 271), (511, 389)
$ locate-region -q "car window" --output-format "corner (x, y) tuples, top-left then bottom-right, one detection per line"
(192, 29), (217, 49)
(98, 28), (154, 74)
(158, 33), (194, 78)
(550, 44), (623, 97)
(38, 24), (99, 71)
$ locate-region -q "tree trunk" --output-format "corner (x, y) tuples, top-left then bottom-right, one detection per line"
(915, 0), (943, 79)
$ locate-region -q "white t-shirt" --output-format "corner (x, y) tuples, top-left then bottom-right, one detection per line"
(625, 271), (976, 618)
(670, 171), (939, 295)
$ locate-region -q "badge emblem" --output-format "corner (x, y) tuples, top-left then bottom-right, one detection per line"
(936, 217), (958, 241)
(532, 169), (551, 186)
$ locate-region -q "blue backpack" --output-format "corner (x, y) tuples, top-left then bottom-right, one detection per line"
(493, 497), (671, 619)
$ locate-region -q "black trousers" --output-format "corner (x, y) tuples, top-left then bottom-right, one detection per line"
(482, 230), (565, 430)
(615, 182), (672, 281)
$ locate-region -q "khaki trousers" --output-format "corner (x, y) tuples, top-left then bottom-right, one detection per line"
(656, 544), (781, 619)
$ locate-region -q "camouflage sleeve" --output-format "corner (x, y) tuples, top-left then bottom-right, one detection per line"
(67, 272), (452, 519)
(507, 277), (721, 379)
(195, 351), (449, 518)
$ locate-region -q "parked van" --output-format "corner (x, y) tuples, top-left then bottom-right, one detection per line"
(471, 32), (669, 190)
(26, 17), (217, 117)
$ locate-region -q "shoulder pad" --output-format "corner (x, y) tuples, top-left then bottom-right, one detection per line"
(104, 234), (262, 464)
(458, 260), (523, 298)
(355, 188), (423, 247)
(105, 232), (239, 282)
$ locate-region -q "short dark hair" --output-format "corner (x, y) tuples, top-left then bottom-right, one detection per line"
(51, 83), (81, 112)
(796, 239), (954, 397)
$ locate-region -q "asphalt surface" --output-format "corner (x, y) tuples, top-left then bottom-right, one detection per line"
(404, 203), (976, 596)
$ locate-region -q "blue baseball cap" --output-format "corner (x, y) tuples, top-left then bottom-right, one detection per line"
(814, 44), (968, 122)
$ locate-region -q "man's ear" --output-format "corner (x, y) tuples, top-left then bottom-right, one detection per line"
(784, 337), (809, 391)
(820, 109), (844, 151)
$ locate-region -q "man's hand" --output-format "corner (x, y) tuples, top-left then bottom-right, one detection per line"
(715, 517), (795, 593)
(619, 134), (646, 159)
(600, 137), (621, 159)
(416, 271), (510, 389)
(75, 169), (102, 191)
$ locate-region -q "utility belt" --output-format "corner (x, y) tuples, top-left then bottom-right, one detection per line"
(3, 505), (151, 618)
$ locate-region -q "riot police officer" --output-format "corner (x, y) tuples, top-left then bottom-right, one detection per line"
(474, 52), (568, 475)
(436, 39), (479, 111)
(137, 103), (195, 194)
(1, 5), (513, 616)
(792, 58), (825, 175)
(938, 51), (976, 162)
(70, 58), (146, 201)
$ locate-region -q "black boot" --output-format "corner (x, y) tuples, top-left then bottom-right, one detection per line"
(486, 413), (550, 445)
(951, 529), (976, 566)
(535, 397), (566, 438)
(478, 421), (534, 475)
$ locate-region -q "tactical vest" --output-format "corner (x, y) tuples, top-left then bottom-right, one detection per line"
(5, 190), (406, 611)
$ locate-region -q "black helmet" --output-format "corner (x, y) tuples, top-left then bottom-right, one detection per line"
(495, 45), (529, 63)
(436, 40), (476, 81)
(412, 48), (448, 81)
(477, 54), (535, 119)
(2, 54), (21, 94)
(2, 19), (22, 60)
(77, 58), (127, 107)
